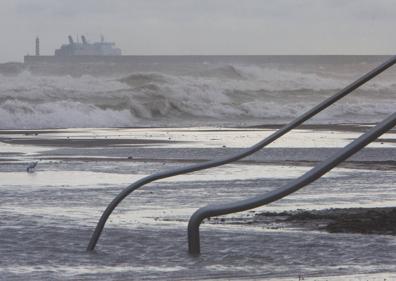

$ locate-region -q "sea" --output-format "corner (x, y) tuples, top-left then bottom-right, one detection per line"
(1, 55), (395, 129)
(0, 56), (395, 280)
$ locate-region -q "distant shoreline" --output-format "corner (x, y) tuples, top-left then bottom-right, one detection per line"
(1, 54), (394, 65)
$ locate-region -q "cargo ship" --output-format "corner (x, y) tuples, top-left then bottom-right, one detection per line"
(23, 35), (215, 65)
(24, 35), (125, 64)
(55, 35), (121, 56)
(22, 35), (223, 75)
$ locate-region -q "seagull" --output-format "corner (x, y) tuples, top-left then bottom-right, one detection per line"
(26, 161), (38, 173)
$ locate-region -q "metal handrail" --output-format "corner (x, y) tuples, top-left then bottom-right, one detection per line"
(87, 55), (396, 251)
(188, 112), (396, 255)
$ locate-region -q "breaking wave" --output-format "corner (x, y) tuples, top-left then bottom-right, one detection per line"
(1, 64), (394, 129)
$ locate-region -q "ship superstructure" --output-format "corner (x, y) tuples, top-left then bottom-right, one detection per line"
(54, 35), (122, 56)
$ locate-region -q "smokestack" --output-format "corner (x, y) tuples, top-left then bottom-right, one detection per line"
(68, 35), (74, 45)
(81, 35), (87, 44)
(35, 37), (40, 56)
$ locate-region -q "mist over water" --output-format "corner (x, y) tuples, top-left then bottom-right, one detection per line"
(1, 56), (395, 129)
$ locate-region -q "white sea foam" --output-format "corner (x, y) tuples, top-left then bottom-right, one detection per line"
(1, 62), (394, 129)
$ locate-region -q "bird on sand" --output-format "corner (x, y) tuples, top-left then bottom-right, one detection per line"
(26, 161), (38, 173)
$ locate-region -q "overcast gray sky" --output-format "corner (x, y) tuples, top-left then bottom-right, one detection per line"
(1, 0), (395, 62)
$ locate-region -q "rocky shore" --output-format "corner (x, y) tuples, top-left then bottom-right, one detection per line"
(211, 207), (396, 235)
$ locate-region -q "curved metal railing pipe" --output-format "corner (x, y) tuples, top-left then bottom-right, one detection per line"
(188, 112), (396, 255)
(87, 56), (396, 251)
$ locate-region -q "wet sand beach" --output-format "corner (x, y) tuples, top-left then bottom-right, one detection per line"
(0, 124), (395, 280)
